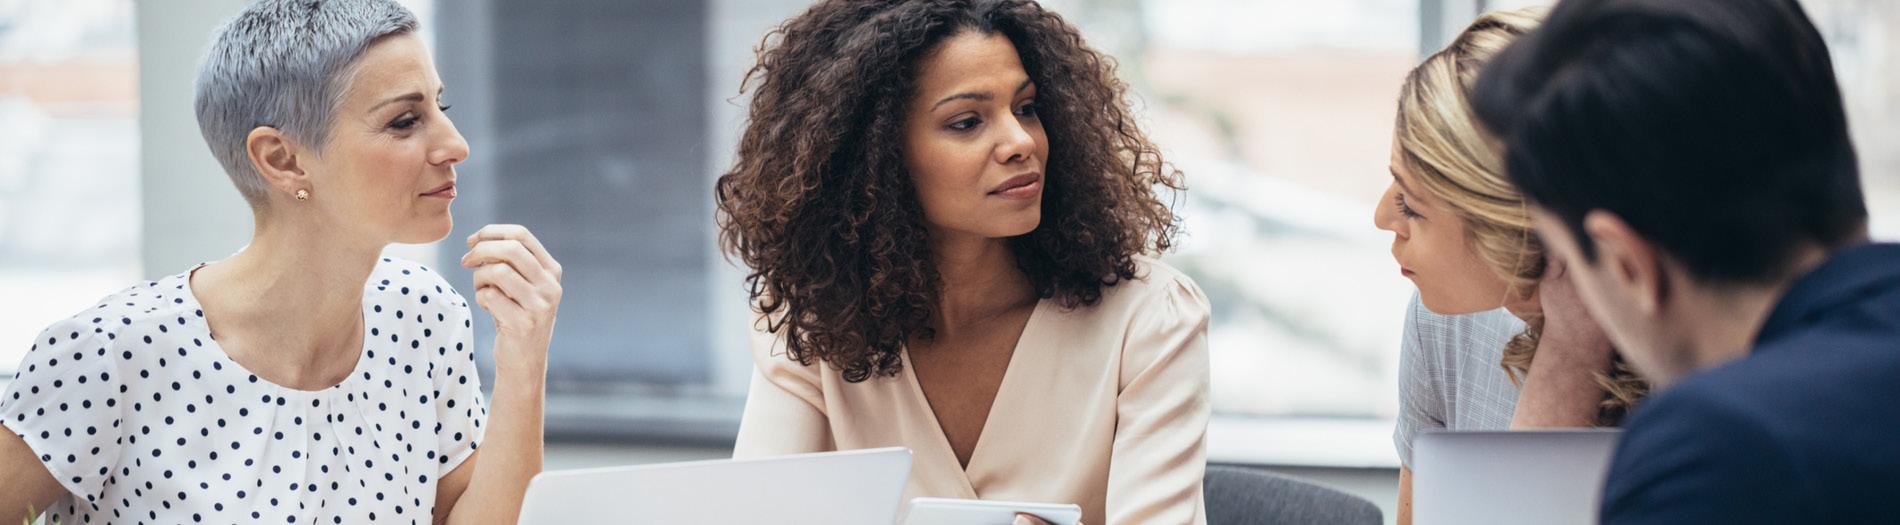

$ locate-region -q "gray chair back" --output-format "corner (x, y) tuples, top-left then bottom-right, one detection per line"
(1204, 465), (1384, 525)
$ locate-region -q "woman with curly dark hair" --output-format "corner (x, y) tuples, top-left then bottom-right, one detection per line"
(716, 1), (1208, 523)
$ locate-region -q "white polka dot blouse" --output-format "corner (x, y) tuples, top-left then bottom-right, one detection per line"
(1, 257), (488, 524)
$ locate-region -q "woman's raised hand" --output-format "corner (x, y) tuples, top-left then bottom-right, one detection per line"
(460, 224), (563, 372)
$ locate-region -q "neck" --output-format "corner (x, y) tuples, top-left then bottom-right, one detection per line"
(929, 229), (1033, 334)
(1674, 243), (1836, 380)
(1503, 289), (1540, 322)
(194, 208), (386, 382)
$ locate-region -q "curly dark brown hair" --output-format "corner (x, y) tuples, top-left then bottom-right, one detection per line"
(715, 0), (1183, 382)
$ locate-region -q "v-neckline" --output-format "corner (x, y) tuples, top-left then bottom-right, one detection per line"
(899, 298), (1047, 496)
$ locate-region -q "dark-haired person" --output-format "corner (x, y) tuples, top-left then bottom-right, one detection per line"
(715, 1), (1208, 523)
(1470, 0), (1900, 522)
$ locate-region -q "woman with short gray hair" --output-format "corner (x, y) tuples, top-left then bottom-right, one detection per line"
(0, 1), (562, 523)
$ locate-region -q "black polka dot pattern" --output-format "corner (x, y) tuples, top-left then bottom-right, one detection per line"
(0, 257), (488, 524)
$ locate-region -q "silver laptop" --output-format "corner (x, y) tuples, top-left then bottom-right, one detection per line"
(517, 447), (912, 525)
(1413, 430), (1621, 525)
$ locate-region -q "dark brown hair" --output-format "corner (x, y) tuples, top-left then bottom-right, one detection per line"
(715, 0), (1182, 382)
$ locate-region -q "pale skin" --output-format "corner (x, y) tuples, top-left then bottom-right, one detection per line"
(0, 34), (562, 525)
(897, 31), (1086, 525)
(1373, 141), (1615, 525)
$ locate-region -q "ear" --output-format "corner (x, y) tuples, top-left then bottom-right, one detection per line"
(1581, 210), (1668, 316)
(245, 126), (311, 198)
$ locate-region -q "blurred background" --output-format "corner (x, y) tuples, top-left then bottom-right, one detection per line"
(2, 0), (1896, 521)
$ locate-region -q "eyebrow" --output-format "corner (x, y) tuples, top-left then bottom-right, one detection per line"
(1389, 167), (1415, 193)
(930, 79), (1035, 111)
(368, 86), (444, 113)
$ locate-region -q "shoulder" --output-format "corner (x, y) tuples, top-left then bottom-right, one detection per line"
(1091, 255), (1210, 321)
(1622, 376), (1767, 440)
(4, 271), (204, 407)
(364, 256), (472, 323)
(1658, 340), (1869, 424)
(1613, 372), (1794, 476)
(35, 270), (203, 354)
(1043, 256), (1210, 359)
(1603, 375), (1820, 521)
(1633, 338), (1896, 454)
(744, 312), (825, 378)
(1087, 257), (1211, 388)
(742, 313), (831, 406)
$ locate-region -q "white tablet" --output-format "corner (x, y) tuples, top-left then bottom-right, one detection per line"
(901, 497), (1083, 525)
(517, 447), (912, 525)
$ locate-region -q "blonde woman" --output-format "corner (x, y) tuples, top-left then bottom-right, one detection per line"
(1371, 8), (1648, 523)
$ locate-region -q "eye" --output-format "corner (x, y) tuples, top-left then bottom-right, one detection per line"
(437, 103), (453, 113)
(389, 112), (420, 131)
(947, 116), (982, 132)
(1014, 101), (1039, 118)
(1395, 192), (1424, 220)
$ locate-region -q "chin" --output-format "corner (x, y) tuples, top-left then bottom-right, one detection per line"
(397, 216), (455, 244)
(988, 213), (1042, 239)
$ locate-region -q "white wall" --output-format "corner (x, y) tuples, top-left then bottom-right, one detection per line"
(134, 0), (250, 279)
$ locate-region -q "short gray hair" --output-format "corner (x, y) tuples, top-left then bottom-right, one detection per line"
(194, 0), (418, 206)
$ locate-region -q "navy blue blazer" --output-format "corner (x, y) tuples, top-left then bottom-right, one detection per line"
(1600, 243), (1900, 523)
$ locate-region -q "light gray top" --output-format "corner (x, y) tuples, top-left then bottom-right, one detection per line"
(1393, 292), (1525, 468)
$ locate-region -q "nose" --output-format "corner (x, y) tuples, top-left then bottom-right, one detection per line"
(1374, 183), (1403, 237)
(994, 114), (1037, 165)
(431, 111), (471, 167)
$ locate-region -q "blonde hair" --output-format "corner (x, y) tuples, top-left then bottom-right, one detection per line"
(1396, 6), (1647, 426)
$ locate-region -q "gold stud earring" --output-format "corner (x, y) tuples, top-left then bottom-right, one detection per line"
(295, 189), (310, 201)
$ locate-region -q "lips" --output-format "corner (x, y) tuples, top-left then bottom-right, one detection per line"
(988, 173), (1042, 198)
(421, 182), (456, 199)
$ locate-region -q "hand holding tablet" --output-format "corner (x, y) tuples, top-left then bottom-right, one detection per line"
(902, 498), (1083, 525)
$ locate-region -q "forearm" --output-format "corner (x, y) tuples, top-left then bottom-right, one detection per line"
(1510, 329), (1615, 428)
(1398, 467), (1413, 525)
(446, 353), (546, 525)
(0, 428), (68, 524)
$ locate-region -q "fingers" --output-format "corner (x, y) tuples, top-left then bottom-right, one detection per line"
(461, 238), (554, 286)
(473, 264), (546, 312)
(462, 224), (564, 344)
(472, 285), (523, 322)
(466, 224), (562, 280)
(1013, 514), (1055, 525)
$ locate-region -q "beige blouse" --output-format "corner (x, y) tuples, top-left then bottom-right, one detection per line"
(733, 257), (1211, 525)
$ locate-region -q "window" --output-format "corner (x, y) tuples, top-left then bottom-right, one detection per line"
(0, 0), (139, 376)
(1799, 0), (1900, 239)
(1069, 0), (1423, 420)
